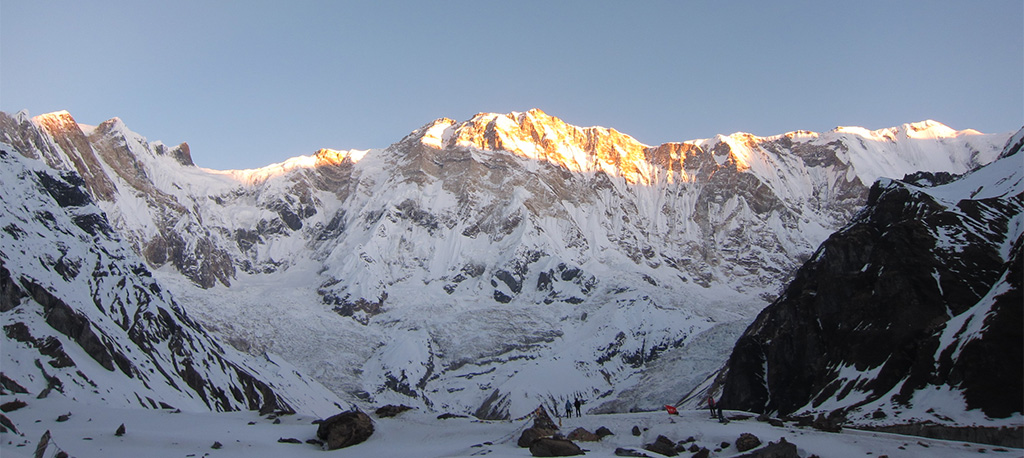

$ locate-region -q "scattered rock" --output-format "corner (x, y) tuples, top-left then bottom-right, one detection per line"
(115, 423), (126, 436)
(693, 447), (710, 458)
(56, 413), (71, 422)
(614, 448), (651, 457)
(55, 452), (68, 458)
(247, 421), (256, 425)
(917, 441), (930, 448)
(683, 436), (696, 443)
(306, 438), (324, 446)
(768, 418), (785, 427)
(316, 410), (374, 450)
(644, 435), (678, 456)
(595, 426), (613, 438)
(688, 443), (700, 452)
(736, 432), (762, 452)
(721, 441), (731, 448)
(567, 427), (600, 441)
(272, 418), (281, 424)
(375, 404), (414, 418)
(631, 425), (642, 436)
(529, 437), (584, 456)
(211, 441), (223, 449)
(0, 400), (26, 413)
(277, 437), (302, 444)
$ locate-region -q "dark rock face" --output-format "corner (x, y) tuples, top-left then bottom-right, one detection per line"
(0, 148), (301, 413)
(528, 437), (584, 457)
(316, 410), (374, 450)
(719, 137), (1024, 423)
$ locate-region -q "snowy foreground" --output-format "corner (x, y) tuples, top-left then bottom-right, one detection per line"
(2, 395), (1016, 458)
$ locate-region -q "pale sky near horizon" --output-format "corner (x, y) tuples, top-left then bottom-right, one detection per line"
(2, 1), (1022, 170)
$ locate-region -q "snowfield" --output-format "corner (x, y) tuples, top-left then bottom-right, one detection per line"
(1, 393), (1014, 458)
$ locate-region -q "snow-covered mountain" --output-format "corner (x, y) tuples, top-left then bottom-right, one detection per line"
(717, 129), (1023, 432)
(0, 109), (1010, 419)
(0, 145), (342, 418)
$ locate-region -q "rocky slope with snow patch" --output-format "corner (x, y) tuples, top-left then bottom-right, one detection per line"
(0, 146), (341, 417)
(0, 108), (1010, 419)
(718, 129), (1023, 430)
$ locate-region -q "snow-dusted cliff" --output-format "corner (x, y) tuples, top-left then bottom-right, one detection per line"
(0, 146), (341, 417)
(0, 108), (1010, 419)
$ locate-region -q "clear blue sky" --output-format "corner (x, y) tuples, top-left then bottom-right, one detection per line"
(2, 1), (1022, 170)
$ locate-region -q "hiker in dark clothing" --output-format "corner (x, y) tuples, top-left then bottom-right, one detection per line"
(565, 399), (573, 418)
(574, 397), (581, 417)
(708, 397), (717, 419)
(717, 401), (724, 421)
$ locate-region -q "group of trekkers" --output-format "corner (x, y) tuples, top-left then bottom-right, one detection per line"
(708, 396), (725, 421)
(563, 397), (583, 418)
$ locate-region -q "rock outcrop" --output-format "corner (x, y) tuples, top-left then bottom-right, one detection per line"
(719, 129), (1024, 428)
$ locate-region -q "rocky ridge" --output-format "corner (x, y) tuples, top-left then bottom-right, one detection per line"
(0, 145), (341, 417)
(716, 128), (1023, 430)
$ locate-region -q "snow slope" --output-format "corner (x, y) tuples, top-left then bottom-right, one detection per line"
(2, 394), (1013, 458)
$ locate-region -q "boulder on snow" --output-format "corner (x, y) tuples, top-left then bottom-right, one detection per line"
(518, 427), (557, 447)
(529, 437), (584, 456)
(734, 437), (799, 458)
(115, 423), (126, 436)
(567, 427), (600, 441)
(812, 412), (843, 433)
(595, 426), (614, 438)
(375, 404), (413, 418)
(735, 432), (761, 452)
(631, 425), (642, 436)
(644, 435), (678, 456)
(316, 410), (374, 450)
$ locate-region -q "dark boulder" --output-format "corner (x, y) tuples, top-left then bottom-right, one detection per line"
(518, 427), (557, 447)
(595, 426), (614, 438)
(614, 448), (651, 457)
(567, 427), (600, 441)
(529, 437), (584, 456)
(735, 432), (762, 452)
(316, 410), (374, 450)
(631, 425), (642, 436)
(644, 435), (677, 456)
(734, 437), (799, 458)
(375, 404), (413, 418)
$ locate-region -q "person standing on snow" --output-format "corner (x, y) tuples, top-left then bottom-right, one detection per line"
(708, 397), (717, 419)
(565, 399), (573, 418)
(574, 397), (582, 417)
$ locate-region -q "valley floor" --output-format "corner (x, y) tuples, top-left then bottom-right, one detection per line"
(2, 394), (1017, 457)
